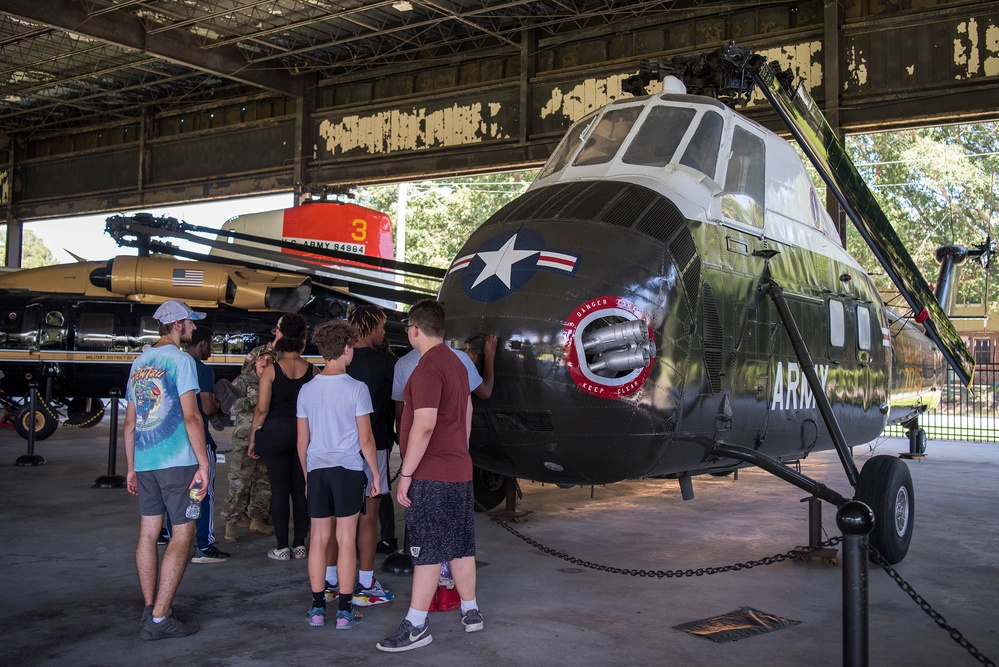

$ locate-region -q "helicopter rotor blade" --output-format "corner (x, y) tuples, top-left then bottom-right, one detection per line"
(742, 52), (976, 388)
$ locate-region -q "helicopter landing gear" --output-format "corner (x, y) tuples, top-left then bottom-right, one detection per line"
(14, 400), (59, 441)
(473, 467), (531, 521)
(65, 397), (106, 428)
(854, 455), (914, 565)
(472, 466), (509, 511)
(899, 417), (927, 460)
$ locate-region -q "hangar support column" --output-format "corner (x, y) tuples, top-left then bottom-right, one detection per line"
(824, 0), (848, 246)
(4, 218), (23, 269)
(2, 136), (23, 269)
(520, 28), (536, 146)
(294, 73), (318, 203)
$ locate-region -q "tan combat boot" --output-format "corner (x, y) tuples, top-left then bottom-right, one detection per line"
(250, 518), (274, 536)
(224, 521), (240, 543)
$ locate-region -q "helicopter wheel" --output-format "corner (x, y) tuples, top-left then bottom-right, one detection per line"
(473, 467), (509, 511)
(909, 427), (927, 455)
(65, 398), (106, 428)
(14, 401), (60, 441)
(854, 455), (914, 565)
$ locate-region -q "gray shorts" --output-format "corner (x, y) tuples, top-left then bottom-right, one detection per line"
(405, 480), (475, 566)
(136, 465), (199, 525)
(362, 449), (390, 495)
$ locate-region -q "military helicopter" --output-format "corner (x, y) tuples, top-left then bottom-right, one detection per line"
(0, 200), (434, 441)
(439, 43), (993, 564)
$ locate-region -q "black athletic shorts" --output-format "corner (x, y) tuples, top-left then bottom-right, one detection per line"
(307, 466), (366, 519)
(405, 479), (475, 566)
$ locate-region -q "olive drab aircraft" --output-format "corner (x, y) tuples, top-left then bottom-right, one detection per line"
(0, 200), (433, 442)
(439, 42), (993, 564)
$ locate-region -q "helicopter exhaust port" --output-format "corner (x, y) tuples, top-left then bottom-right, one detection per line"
(589, 345), (652, 373)
(563, 296), (657, 399)
(583, 318), (656, 375)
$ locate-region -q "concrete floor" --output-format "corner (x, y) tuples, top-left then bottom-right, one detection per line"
(1, 420), (997, 667)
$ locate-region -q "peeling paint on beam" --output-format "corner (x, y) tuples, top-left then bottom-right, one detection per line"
(538, 74), (657, 124)
(536, 40), (823, 121)
(316, 99), (513, 157)
(846, 13), (999, 92)
(758, 41), (824, 88)
(955, 18), (999, 78)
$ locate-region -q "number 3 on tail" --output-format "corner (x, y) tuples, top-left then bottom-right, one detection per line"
(351, 219), (367, 242)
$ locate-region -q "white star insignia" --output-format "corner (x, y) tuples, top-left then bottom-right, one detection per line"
(471, 233), (540, 288)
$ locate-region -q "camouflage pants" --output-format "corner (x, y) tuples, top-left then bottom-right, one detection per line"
(220, 438), (271, 523)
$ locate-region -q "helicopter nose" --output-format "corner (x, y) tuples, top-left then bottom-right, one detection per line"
(440, 182), (699, 483)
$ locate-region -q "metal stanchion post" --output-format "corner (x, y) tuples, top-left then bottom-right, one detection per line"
(16, 382), (46, 466)
(837, 500), (874, 667)
(381, 525), (414, 576)
(94, 389), (125, 489)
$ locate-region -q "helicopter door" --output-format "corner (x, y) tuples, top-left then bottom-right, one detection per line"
(855, 303), (875, 412)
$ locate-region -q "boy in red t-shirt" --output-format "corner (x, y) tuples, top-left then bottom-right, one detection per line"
(376, 300), (483, 653)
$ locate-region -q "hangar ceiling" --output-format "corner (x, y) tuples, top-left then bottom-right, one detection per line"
(0, 0), (679, 135)
(1, 0), (998, 229)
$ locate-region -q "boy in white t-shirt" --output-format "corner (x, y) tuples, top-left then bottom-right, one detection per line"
(297, 321), (381, 630)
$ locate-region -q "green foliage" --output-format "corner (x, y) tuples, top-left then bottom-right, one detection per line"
(0, 228), (56, 268)
(843, 123), (998, 315)
(353, 170), (538, 269)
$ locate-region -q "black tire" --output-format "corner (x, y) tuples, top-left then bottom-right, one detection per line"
(854, 455), (914, 564)
(911, 428), (927, 455)
(473, 467), (509, 511)
(65, 398), (105, 428)
(14, 402), (59, 441)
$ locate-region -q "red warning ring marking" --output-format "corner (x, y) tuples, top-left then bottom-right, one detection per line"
(562, 295), (654, 399)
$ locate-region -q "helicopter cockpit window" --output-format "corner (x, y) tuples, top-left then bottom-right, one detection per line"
(622, 106), (696, 167)
(721, 127), (767, 228)
(573, 107), (643, 167)
(678, 111), (723, 178)
(539, 113), (597, 179)
(829, 299), (845, 348)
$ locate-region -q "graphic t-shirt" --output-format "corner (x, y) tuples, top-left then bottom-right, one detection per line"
(297, 373), (373, 472)
(126, 344), (201, 472)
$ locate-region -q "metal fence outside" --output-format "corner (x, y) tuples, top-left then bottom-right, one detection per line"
(886, 362), (999, 443)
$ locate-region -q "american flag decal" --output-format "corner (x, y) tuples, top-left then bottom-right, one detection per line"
(172, 268), (204, 286)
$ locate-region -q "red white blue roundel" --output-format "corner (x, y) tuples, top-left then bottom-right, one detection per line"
(448, 229), (581, 302)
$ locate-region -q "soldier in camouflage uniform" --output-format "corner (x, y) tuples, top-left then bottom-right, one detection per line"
(220, 343), (277, 541)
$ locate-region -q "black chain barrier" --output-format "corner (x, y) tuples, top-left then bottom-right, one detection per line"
(869, 548), (996, 667)
(484, 506), (842, 577)
(482, 507), (995, 665)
